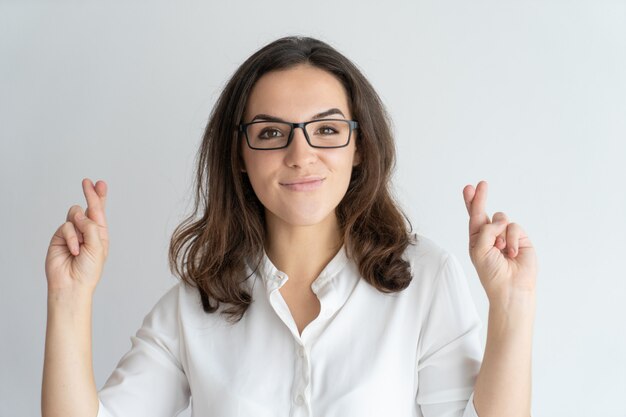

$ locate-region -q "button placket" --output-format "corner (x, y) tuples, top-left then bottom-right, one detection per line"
(292, 343), (311, 413)
(302, 361), (310, 383)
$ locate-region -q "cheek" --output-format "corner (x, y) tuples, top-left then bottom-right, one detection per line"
(243, 156), (278, 198)
(327, 149), (357, 176)
(323, 154), (357, 201)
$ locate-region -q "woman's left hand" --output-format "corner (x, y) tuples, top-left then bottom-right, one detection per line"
(462, 180), (537, 308)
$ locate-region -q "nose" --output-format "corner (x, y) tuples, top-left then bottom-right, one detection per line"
(284, 126), (317, 167)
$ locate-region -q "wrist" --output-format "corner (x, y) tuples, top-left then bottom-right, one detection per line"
(489, 289), (536, 313)
(47, 286), (95, 309)
(487, 302), (536, 339)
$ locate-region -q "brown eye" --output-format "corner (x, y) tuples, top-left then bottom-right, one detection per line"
(317, 126), (339, 135)
(258, 128), (284, 139)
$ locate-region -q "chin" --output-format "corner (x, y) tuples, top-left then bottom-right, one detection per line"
(270, 207), (336, 228)
(282, 214), (331, 227)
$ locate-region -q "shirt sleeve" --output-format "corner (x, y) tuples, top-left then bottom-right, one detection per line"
(96, 284), (191, 417)
(415, 253), (484, 417)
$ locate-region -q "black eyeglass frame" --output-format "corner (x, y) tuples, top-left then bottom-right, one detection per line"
(238, 118), (359, 150)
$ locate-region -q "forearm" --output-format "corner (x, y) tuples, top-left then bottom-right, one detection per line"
(42, 290), (99, 417)
(473, 294), (536, 417)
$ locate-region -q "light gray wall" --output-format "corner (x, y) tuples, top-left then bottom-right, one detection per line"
(1, 1), (625, 416)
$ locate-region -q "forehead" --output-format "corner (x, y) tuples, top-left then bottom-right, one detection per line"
(244, 64), (351, 121)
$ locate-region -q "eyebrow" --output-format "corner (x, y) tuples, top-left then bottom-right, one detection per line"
(250, 108), (346, 122)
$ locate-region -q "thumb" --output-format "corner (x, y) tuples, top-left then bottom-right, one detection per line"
(474, 219), (508, 258)
(73, 211), (103, 250)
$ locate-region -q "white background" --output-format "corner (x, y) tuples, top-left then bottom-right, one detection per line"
(1, 1), (625, 416)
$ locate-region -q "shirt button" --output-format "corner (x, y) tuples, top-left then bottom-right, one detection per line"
(294, 394), (305, 405)
(298, 346), (305, 357)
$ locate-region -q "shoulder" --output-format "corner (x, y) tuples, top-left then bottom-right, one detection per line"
(399, 232), (467, 298)
(402, 232), (454, 276)
(161, 280), (235, 329)
(139, 281), (206, 329)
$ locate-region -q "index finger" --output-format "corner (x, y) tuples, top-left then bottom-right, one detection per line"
(464, 180), (490, 235)
(82, 178), (108, 225)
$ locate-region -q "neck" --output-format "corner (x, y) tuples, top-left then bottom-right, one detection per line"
(264, 211), (343, 288)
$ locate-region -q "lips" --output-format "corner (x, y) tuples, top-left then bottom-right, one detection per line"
(279, 177), (325, 191)
(279, 176), (325, 186)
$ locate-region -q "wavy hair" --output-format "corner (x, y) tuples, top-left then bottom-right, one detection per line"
(168, 35), (416, 323)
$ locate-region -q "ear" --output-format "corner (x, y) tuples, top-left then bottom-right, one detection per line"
(352, 144), (362, 167)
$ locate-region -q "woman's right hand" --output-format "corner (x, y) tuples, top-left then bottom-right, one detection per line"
(45, 178), (109, 296)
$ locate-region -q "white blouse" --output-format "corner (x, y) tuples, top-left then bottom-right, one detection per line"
(96, 234), (484, 417)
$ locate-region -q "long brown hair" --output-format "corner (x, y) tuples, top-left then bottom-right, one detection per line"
(168, 35), (416, 323)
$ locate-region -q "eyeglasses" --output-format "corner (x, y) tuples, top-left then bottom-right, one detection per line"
(238, 118), (359, 150)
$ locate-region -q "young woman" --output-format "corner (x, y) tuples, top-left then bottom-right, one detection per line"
(43, 36), (537, 417)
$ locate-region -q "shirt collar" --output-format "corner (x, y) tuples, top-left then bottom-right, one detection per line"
(245, 243), (358, 302)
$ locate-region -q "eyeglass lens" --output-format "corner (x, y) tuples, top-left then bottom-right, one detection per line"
(245, 120), (351, 149)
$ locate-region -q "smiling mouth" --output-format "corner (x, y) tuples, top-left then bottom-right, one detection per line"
(280, 178), (325, 191)
(279, 176), (325, 186)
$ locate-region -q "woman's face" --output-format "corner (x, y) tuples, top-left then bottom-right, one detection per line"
(241, 64), (360, 229)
